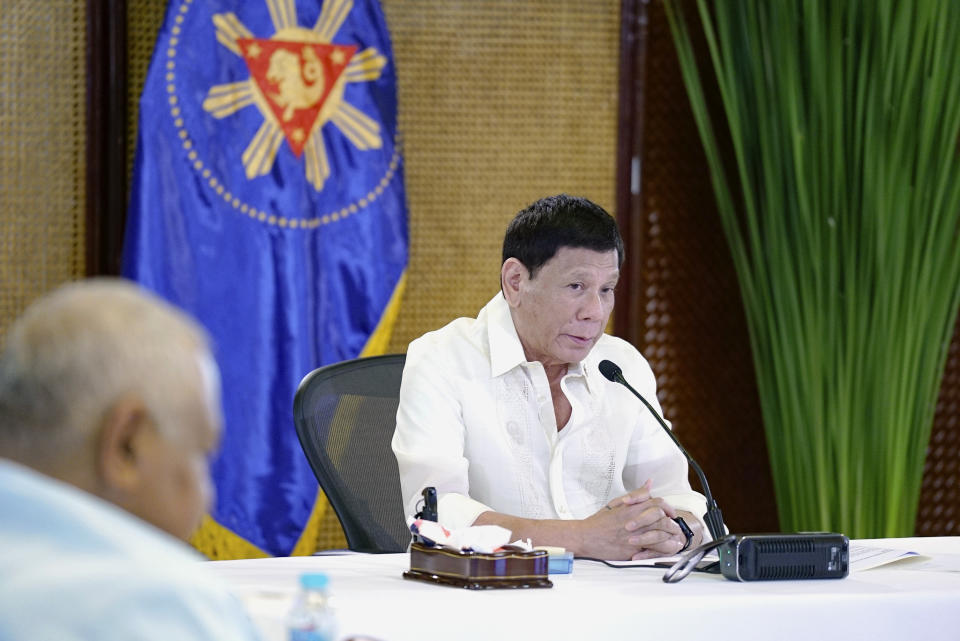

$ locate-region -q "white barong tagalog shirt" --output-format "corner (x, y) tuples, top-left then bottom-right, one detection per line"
(392, 293), (707, 531)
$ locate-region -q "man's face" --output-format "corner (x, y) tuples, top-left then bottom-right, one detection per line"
(507, 246), (619, 367)
(131, 354), (222, 541)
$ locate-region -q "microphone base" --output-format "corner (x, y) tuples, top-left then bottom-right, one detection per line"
(718, 532), (849, 581)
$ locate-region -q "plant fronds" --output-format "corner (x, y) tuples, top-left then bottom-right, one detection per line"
(664, 0), (960, 537)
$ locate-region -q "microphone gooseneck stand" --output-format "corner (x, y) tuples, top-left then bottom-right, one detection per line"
(598, 359), (726, 542)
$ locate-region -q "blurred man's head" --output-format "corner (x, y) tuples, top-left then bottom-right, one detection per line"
(500, 195), (623, 367)
(0, 279), (222, 540)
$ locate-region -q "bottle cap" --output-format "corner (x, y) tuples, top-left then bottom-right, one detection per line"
(299, 573), (330, 590)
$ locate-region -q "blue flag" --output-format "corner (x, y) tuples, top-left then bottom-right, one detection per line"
(124, 0), (408, 558)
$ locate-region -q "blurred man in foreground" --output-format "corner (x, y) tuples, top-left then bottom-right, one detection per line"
(0, 279), (260, 640)
(393, 194), (709, 560)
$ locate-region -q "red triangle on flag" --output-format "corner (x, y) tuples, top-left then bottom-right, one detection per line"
(238, 38), (357, 157)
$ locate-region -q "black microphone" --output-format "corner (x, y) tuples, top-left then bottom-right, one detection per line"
(600, 361), (849, 583)
(598, 359), (726, 542)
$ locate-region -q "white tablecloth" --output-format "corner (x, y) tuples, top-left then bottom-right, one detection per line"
(207, 537), (960, 641)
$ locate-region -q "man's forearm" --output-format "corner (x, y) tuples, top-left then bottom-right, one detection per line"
(472, 497), (698, 561)
(472, 510), (588, 554)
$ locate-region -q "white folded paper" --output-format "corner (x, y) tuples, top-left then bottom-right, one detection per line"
(407, 517), (532, 554)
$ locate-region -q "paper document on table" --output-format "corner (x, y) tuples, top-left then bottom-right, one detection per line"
(850, 544), (925, 571)
(893, 554), (960, 572)
(852, 544), (960, 573)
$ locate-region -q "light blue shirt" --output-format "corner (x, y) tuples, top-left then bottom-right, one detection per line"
(0, 459), (262, 641)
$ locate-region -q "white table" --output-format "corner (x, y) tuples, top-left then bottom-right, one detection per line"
(207, 537), (960, 641)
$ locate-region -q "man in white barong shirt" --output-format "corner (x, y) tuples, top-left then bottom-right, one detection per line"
(393, 194), (709, 561)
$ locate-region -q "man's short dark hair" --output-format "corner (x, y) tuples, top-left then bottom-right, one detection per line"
(502, 194), (624, 278)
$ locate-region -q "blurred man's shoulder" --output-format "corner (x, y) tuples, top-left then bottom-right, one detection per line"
(0, 460), (259, 640)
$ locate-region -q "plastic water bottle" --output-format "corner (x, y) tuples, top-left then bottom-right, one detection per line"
(287, 573), (338, 641)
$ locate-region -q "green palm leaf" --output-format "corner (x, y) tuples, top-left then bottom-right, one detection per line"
(664, 0), (960, 537)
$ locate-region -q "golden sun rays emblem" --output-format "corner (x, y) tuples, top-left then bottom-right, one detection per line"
(201, 0), (387, 192)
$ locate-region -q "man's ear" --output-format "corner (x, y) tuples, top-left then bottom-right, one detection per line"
(501, 258), (528, 307)
(96, 396), (152, 494)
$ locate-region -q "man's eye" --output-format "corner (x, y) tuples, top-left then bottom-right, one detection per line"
(568, 283), (583, 290)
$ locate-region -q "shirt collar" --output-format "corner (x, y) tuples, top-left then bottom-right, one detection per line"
(483, 292), (596, 392)
(578, 352), (598, 394)
(484, 293), (527, 377)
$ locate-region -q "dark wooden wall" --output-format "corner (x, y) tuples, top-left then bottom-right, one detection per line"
(616, 0), (778, 533)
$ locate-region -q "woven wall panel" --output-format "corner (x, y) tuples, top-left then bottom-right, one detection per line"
(125, 0), (619, 552)
(917, 319), (960, 535)
(125, 0), (620, 351)
(0, 0), (87, 342)
(636, 1), (779, 533)
(381, 0), (620, 351)
(126, 1), (169, 187)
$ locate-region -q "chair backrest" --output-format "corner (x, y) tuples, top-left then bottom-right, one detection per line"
(293, 354), (410, 553)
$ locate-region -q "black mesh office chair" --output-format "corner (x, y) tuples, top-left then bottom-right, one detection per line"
(293, 354), (411, 553)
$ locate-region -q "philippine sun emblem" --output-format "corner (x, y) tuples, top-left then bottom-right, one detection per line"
(202, 0), (386, 191)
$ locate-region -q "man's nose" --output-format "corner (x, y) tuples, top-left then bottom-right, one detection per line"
(579, 291), (604, 319)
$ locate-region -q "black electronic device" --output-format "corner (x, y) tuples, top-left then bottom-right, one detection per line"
(416, 486), (438, 522)
(718, 532), (849, 581)
(598, 358), (851, 584)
